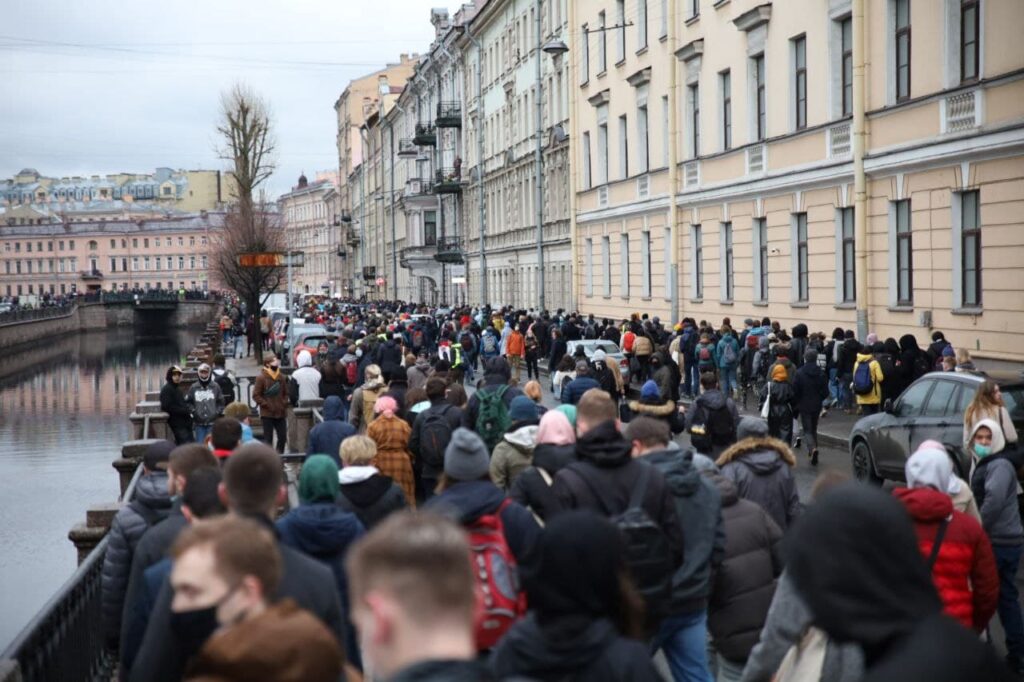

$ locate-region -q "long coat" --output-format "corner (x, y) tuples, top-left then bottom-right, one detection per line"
(367, 414), (416, 508)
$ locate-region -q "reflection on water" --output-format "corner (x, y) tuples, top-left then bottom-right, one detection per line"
(0, 327), (199, 649)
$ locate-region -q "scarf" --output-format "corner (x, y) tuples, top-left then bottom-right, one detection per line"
(264, 365), (280, 381)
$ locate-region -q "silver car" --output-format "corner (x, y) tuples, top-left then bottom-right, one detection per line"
(551, 340), (630, 392)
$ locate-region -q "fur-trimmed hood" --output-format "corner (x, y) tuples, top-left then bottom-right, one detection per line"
(627, 399), (676, 416)
(715, 436), (797, 469)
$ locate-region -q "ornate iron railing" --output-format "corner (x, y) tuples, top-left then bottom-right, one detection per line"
(0, 304), (75, 325)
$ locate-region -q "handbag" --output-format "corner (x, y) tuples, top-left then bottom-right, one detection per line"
(760, 388), (772, 419)
(772, 626), (827, 682)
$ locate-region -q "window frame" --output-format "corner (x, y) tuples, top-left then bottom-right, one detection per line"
(615, 0), (626, 63)
(602, 235), (611, 297)
(689, 83), (700, 157)
(796, 213), (809, 302)
(960, 0), (980, 83)
(895, 0), (911, 101)
(721, 70), (732, 151)
(841, 17), (853, 116)
(722, 222), (734, 301)
(754, 55), (766, 141)
(598, 11), (607, 73)
(693, 224), (704, 300)
(620, 233), (630, 296)
(618, 114), (629, 180)
(841, 207), (856, 303)
(637, 0), (648, 50)
(756, 218), (769, 302)
(895, 200), (913, 305)
(793, 36), (807, 130)
(580, 23), (590, 85)
(961, 189), (981, 307)
(582, 131), (592, 189)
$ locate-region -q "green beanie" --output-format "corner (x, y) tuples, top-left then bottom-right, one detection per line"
(555, 404), (577, 429)
(299, 454), (340, 504)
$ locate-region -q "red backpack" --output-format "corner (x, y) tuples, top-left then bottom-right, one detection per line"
(468, 498), (526, 651)
(345, 360), (358, 386)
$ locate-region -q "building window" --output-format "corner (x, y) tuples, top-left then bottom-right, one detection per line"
(597, 121), (609, 185)
(660, 0), (668, 37)
(155, 256), (161, 271)
(15, 243), (20, 253)
(586, 238), (594, 296)
(133, 238), (138, 248)
(637, 0), (648, 50)
(689, 83), (700, 157)
(661, 96), (669, 167)
(756, 218), (768, 301)
(109, 239), (115, 249)
(189, 237), (195, 247)
(961, 0), (979, 82)
(144, 238), (149, 248)
(637, 104), (649, 173)
(144, 256), (151, 271)
(961, 190), (981, 307)
(642, 231), (652, 298)
(68, 240), (74, 249)
(615, 0), (626, 62)
(132, 257), (139, 271)
(895, 200), (913, 305)
(165, 256), (171, 270)
(602, 236), (611, 296)
(190, 256), (196, 269)
(722, 222), (734, 301)
(795, 213), (809, 301)
(201, 255), (208, 269)
(581, 23), (590, 84)
(582, 131), (592, 188)
(26, 242), (31, 253)
(178, 237), (183, 246)
(424, 210), (437, 245)
(721, 70), (732, 150)
(692, 224), (703, 299)
(895, 0), (911, 101)
(598, 11), (607, 73)
(841, 17), (853, 116)
(621, 234), (630, 296)
(179, 256), (185, 270)
(793, 36), (807, 130)
(618, 115), (629, 179)
(840, 207), (856, 302)
(110, 258), (116, 272)
(689, 0), (699, 20)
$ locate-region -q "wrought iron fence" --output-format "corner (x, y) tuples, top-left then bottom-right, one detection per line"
(0, 304), (75, 325)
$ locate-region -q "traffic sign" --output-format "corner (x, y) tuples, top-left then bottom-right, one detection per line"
(236, 252), (305, 268)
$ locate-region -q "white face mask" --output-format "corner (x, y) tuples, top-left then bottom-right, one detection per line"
(356, 349), (363, 358)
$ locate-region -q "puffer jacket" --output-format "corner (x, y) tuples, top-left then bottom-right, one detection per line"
(101, 472), (172, 644)
(510, 442), (577, 523)
(893, 486), (998, 631)
(306, 395), (356, 466)
(490, 424), (539, 491)
(644, 443), (724, 613)
(633, 334), (654, 357)
(716, 437), (801, 531)
(707, 474), (783, 663)
(626, 397), (686, 433)
(561, 375), (600, 405)
(852, 353), (885, 405)
(336, 466), (407, 529)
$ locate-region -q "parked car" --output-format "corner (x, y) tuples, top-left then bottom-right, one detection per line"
(849, 371), (1024, 484)
(280, 324), (326, 366)
(290, 333), (338, 366)
(550, 340), (630, 392)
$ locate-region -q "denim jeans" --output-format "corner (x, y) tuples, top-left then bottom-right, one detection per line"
(719, 366), (738, 396)
(828, 367), (839, 405)
(194, 424), (212, 446)
(994, 543), (1024, 660)
(685, 361), (700, 397)
(650, 610), (714, 682)
(715, 654), (745, 682)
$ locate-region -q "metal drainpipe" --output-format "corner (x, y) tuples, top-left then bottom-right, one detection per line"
(567, 0), (579, 312)
(359, 128), (368, 300)
(465, 27), (487, 308)
(853, 0), (869, 339)
(668, 0), (680, 323)
(388, 123), (398, 301)
(534, 0), (546, 313)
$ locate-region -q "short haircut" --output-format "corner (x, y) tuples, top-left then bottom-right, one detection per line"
(624, 416), (671, 448)
(346, 511), (475, 626)
(182, 467), (227, 519)
(700, 372), (719, 390)
(340, 435), (377, 466)
(222, 443), (283, 516)
(172, 516), (281, 597)
(213, 353), (225, 366)
(425, 377), (447, 400)
(577, 388), (617, 425)
(445, 383), (468, 408)
(169, 444), (218, 480)
(223, 402), (251, 421)
(210, 417), (242, 451)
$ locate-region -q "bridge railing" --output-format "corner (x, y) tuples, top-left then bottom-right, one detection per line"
(0, 304), (75, 326)
(0, 463), (144, 682)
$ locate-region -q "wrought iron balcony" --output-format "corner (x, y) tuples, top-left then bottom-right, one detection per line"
(412, 123), (436, 146)
(433, 236), (464, 264)
(79, 269), (103, 281)
(397, 138), (418, 157)
(404, 177), (434, 198)
(434, 168), (463, 194)
(346, 231), (361, 246)
(362, 265), (377, 281)
(399, 243), (438, 269)
(435, 101), (462, 128)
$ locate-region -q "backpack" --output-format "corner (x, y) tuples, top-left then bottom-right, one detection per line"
(721, 340), (737, 365)
(853, 361), (875, 395)
(698, 345), (714, 368)
(571, 463), (674, 618)
(476, 385), (512, 453)
(913, 353), (932, 380)
(213, 369), (236, 403)
(468, 498), (526, 650)
(482, 333), (498, 354)
(689, 401), (737, 452)
(418, 405), (454, 472)
(412, 329), (425, 349)
(559, 373), (574, 397)
(816, 350), (828, 371)
(345, 360), (358, 386)
(746, 333), (761, 352)
(622, 331), (636, 353)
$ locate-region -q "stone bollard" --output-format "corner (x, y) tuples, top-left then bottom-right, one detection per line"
(129, 411), (170, 440)
(68, 502), (119, 565)
(289, 398), (323, 454)
(145, 390), (160, 402)
(115, 439), (162, 497)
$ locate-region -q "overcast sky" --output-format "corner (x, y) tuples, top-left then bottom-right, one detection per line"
(0, 1), (448, 198)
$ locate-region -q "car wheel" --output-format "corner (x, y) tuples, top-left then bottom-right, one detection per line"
(851, 440), (883, 485)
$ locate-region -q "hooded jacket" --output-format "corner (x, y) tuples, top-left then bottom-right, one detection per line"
(626, 396), (686, 434)
(707, 474), (783, 662)
(793, 360), (829, 417)
(101, 471), (172, 644)
(510, 442), (577, 524)
(643, 444), (724, 613)
(336, 466), (407, 530)
(161, 379), (192, 431)
(490, 424), (539, 491)
(716, 437), (801, 531)
(969, 419), (1024, 546)
(306, 396), (355, 466)
(684, 388), (740, 456)
(893, 486), (998, 631)
(290, 350), (322, 404)
(786, 483), (1013, 682)
(423, 479), (541, 564)
(406, 357), (432, 391)
(560, 374), (601, 405)
(852, 353), (885, 405)
(462, 358), (523, 429)
(788, 324), (809, 368)
(367, 413), (415, 507)
(551, 420), (683, 564)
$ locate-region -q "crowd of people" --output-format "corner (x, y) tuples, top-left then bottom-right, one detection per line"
(123, 298), (1024, 681)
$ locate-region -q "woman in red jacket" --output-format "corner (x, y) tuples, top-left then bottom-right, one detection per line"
(894, 444), (998, 632)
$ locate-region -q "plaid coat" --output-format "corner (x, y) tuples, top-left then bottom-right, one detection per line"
(368, 414), (416, 508)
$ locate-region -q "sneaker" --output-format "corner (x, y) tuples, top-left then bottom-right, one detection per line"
(811, 449), (819, 466)
(794, 436), (802, 449)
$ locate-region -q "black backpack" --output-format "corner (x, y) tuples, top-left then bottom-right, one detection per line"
(689, 401), (737, 452)
(213, 369), (236, 403)
(571, 463), (673, 617)
(418, 405), (454, 471)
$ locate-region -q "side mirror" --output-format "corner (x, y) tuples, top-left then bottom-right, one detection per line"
(883, 399), (895, 415)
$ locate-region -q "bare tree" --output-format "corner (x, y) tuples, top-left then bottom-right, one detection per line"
(210, 84), (280, 361)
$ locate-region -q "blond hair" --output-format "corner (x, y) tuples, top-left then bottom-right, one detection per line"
(523, 380), (543, 403)
(223, 401), (250, 421)
(340, 435), (377, 466)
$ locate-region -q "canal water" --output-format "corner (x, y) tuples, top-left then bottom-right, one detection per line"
(0, 326), (199, 650)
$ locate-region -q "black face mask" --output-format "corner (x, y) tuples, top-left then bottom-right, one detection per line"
(169, 584), (239, 660)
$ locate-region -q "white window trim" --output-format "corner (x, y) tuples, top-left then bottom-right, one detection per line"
(686, 82), (701, 159)
(642, 230), (652, 298)
(615, 0), (626, 63)
(834, 208), (846, 304)
(690, 224), (702, 300)
(828, 8), (852, 120)
(621, 232), (630, 296)
(789, 37), (803, 132)
(886, 201), (901, 307)
(719, 222), (733, 302)
(661, 95), (670, 167)
(580, 23), (590, 85)
(618, 114), (629, 180)
(747, 53), (765, 143)
(719, 70), (731, 151)
(752, 216), (766, 302)
(637, 99), (649, 173)
(790, 213), (802, 303)
(942, 0), (986, 88)
(585, 237), (594, 296)
(663, 226), (672, 301)
(582, 131), (592, 189)
(659, 0), (668, 38)
(950, 189), (983, 311)
(602, 235), (612, 297)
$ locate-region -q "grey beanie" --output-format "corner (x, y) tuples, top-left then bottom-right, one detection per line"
(444, 427), (491, 481)
(737, 416), (769, 440)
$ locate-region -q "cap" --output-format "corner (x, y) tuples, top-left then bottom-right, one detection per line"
(198, 363), (211, 372)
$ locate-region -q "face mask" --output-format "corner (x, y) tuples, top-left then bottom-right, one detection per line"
(356, 349), (363, 358)
(974, 443), (992, 458)
(170, 604), (220, 661)
(270, 362), (280, 370)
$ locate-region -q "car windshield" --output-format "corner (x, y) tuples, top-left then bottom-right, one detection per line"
(300, 336), (331, 348)
(572, 341), (620, 355)
(1002, 384), (1024, 424)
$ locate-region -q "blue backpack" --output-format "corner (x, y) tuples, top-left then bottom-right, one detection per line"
(853, 361), (875, 395)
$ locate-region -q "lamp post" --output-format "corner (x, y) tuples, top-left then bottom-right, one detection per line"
(536, 14), (568, 313)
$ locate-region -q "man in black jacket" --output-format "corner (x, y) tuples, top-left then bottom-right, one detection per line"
(160, 366), (192, 445)
(627, 417), (724, 682)
(129, 443), (346, 682)
(410, 377), (464, 498)
(793, 349), (830, 465)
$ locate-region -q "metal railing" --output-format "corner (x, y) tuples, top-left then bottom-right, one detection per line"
(0, 463), (144, 682)
(0, 304), (75, 325)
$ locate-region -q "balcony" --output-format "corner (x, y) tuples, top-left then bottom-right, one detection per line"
(404, 177), (434, 199)
(362, 266), (377, 281)
(80, 269), (103, 281)
(346, 231), (361, 247)
(397, 138), (418, 157)
(433, 236), (464, 264)
(434, 168), (463, 194)
(435, 102), (462, 128)
(399, 243), (438, 269)
(412, 123), (436, 146)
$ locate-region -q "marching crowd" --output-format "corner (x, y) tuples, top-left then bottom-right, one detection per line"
(117, 300), (1024, 681)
